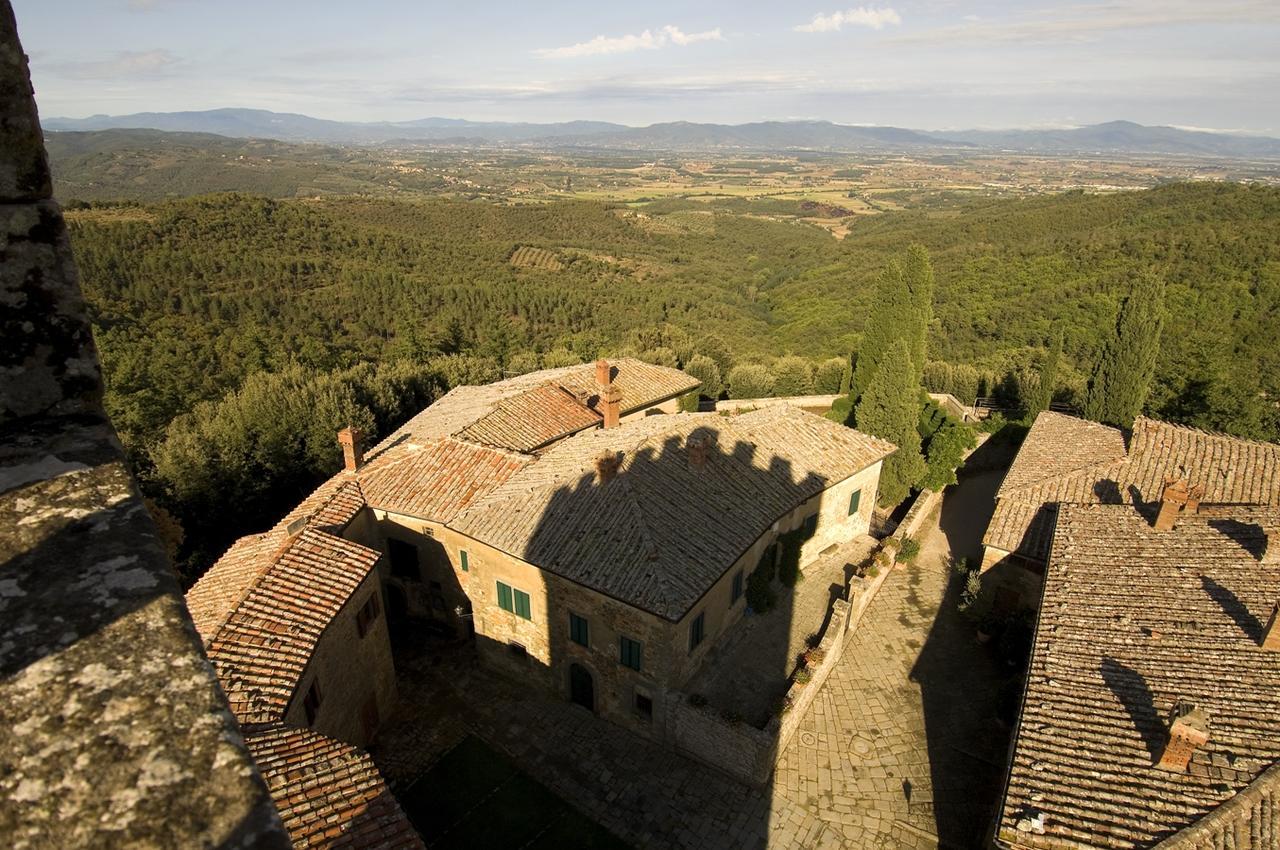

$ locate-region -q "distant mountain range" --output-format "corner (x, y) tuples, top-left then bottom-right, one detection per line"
(42, 109), (1280, 158)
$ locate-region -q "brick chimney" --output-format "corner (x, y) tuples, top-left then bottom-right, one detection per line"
(596, 451), (621, 484)
(595, 358), (611, 388)
(337, 426), (365, 473)
(687, 436), (710, 469)
(601, 384), (622, 429)
(1262, 601), (1280, 651)
(1155, 701), (1210, 772)
(1153, 478), (1203, 531)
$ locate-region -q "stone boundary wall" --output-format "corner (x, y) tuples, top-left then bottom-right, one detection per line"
(712, 392), (975, 421)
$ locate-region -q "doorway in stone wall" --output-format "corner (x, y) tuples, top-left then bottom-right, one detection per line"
(569, 663), (595, 712)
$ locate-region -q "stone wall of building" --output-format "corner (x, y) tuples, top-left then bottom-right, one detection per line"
(665, 692), (780, 785)
(285, 570), (397, 748)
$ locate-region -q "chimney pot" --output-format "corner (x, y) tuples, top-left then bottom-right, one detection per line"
(337, 426), (365, 472)
(595, 358), (611, 388)
(1154, 477), (1201, 531)
(687, 436), (711, 469)
(1155, 701), (1210, 772)
(601, 383), (622, 429)
(595, 451), (621, 484)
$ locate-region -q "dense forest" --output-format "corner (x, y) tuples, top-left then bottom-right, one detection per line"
(65, 182), (1280, 578)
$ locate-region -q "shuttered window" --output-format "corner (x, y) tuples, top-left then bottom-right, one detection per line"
(460, 549), (470, 572)
(848, 489), (862, 516)
(731, 570), (744, 604)
(689, 612), (705, 652)
(496, 581), (513, 613)
(569, 612), (589, 646)
(620, 636), (643, 671)
(513, 589), (532, 620)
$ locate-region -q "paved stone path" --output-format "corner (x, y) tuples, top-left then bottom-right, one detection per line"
(372, 471), (1016, 849)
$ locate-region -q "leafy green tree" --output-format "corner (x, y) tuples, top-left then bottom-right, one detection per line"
(838, 354), (853, 395)
(921, 420), (977, 491)
(683, 354), (722, 400)
(727, 363), (775, 399)
(1026, 333), (1062, 418)
(507, 351), (541, 375)
(855, 339), (927, 507)
(1085, 272), (1165, 428)
(772, 356), (814, 396)
(640, 347), (679, 368)
(542, 348), (582, 368)
(813, 357), (845, 394)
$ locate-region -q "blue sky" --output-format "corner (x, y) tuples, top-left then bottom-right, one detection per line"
(12, 1), (1280, 132)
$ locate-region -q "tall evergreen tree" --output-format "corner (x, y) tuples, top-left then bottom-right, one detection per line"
(1027, 332), (1062, 417)
(1085, 272), (1166, 428)
(902, 244), (935, 378)
(855, 338), (927, 507)
(850, 261), (910, 401)
(838, 353), (853, 395)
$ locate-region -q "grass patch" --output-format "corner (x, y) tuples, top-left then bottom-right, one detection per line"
(398, 736), (632, 850)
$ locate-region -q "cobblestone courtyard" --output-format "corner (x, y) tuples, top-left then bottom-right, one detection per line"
(371, 471), (1018, 849)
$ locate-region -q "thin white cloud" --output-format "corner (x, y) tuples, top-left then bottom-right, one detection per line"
(795, 7), (901, 33)
(51, 49), (181, 79)
(533, 25), (723, 59)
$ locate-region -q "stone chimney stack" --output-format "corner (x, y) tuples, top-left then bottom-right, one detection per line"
(1155, 701), (1210, 772)
(596, 451), (621, 484)
(601, 384), (622, 429)
(595, 358), (611, 388)
(687, 436), (709, 469)
(337, 426), (365, 473)
(1153, 478), (1203, 531)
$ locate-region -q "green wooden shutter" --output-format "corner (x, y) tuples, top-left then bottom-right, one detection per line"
(496, 581), (513, 612)
(849, 489), (862, 516)
(514, 589), (532, 620)
(460, 549), (469, 572)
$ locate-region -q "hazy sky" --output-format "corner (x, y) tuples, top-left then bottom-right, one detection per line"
(12, 0), (1280, 132)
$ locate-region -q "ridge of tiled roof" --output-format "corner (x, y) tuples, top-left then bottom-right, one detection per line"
(206, 527), (382, 727)
(376, 358), (698, 454)
(356, 436), (532, 523)
(456, 382), (602, 453)
(246, 726), (423, 850)
(451, 406), (895, 620)
(985, 415), (1280, 562)
(997, 411), (1129, 496)
(998, 502), (1280, 849)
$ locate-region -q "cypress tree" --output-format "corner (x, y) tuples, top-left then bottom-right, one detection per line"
(855, 338), (927, 507)
(851, 261), (910, 401)
(838, 352), (853, 395)
(1085, 272), (1165, 428)
(1027, 332), (1062, 417)
(902, 244), (935, 378)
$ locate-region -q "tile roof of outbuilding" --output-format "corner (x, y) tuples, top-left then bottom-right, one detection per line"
(379, 358), (698, 452)
(456, 383), (603, 452)
(246, 727), (424, 849)
(451, 405), (895, 620)
(997, 503), (1280, 849)
(985, 414), (1280, 562)
(357, 437), (532, 522)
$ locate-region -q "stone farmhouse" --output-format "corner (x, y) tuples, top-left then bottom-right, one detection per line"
(187, 358), (894, 844)
(988, 412), (1280, 847)
(995, 500), (1280, 848)
(981, 412), (1280, 606)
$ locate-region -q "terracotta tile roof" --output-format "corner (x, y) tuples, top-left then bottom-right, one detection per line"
(456, 383), (603, 452)
(998, 503), (1280, 849)
(205, 527), (382, 726)
(357, 437), (532, 522)
(378, 358), (698, 453)
(187, 480), (368, 647)
(1154, 762), (1280, 849)
(985, 415), (1280, 562)
(246, 727), (423, 849)
(451, 406), (895, 620)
